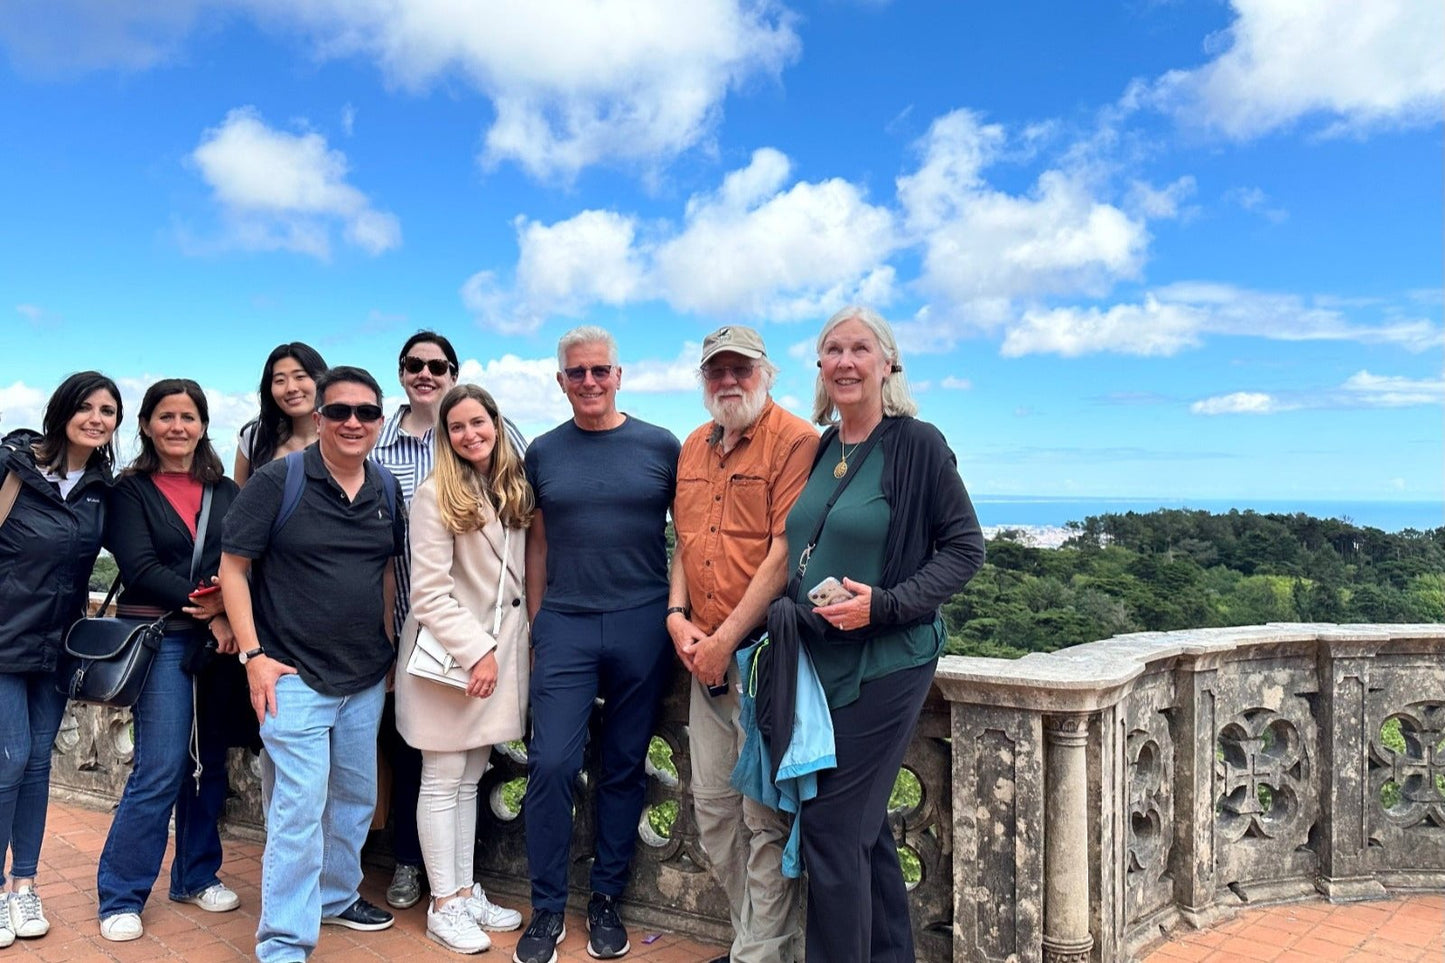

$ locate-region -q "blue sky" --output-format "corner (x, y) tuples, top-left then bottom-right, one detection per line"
(1, 0), (1440, 511)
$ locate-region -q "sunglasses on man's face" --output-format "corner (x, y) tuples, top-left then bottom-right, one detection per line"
(563, 365), (615, 384)
(401, 356), (455, 377)
(318, 403), (385, 423)
(701, 363), (756, 382)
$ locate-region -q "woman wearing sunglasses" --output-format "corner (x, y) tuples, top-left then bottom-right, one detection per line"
(96, 379), (242, 942)
(0, 371), (122, 949)
(396, 384), (530, 953)
(234, 342), (328, 487)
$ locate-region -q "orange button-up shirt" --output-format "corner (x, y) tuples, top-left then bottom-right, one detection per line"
(673, 399), (820, 635)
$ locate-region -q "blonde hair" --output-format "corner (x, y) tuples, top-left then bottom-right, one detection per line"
(432, 384), (534, 534)
(811, 305), (918, 425)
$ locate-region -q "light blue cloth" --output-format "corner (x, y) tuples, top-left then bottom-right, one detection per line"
(730, 634), (837, 877)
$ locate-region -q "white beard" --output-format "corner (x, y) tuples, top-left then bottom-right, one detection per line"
(705, 382), (768, 432)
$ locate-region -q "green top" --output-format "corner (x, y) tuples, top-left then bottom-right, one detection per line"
(785, 433), (946, 709)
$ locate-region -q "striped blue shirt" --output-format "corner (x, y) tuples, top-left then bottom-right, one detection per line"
(370, 404), (528, 635)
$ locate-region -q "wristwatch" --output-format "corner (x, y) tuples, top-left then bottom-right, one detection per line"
(239, 646), (265, 664)
(665, 606), (690, 619)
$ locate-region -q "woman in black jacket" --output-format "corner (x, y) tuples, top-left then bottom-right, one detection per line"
(0, 371), (122, 948)
(94, 379), (241, 943)
(779, 306), (984, 962)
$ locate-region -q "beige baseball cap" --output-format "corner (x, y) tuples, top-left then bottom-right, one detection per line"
(700, 325), (767, 364)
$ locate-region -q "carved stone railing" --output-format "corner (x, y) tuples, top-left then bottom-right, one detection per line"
(48, 620), (1445, 960)
(935, 622), (1445, 962)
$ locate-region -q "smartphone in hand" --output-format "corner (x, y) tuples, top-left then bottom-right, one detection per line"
(807, 576), (855, 607)
(190, 583), (221, 598)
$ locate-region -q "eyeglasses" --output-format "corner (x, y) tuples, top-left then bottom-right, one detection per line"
(701, 363), (755, 381)
(401, 356), (455, 377)
(563, 365), (615, 383)
(318, 403), (385, 423)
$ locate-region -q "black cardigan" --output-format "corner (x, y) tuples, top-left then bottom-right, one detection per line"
(759, 415), (985, 774)
(107, 473), (240, 626)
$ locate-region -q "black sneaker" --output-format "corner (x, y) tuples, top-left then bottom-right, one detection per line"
(321, 897), (394, 931)
(513, 909), (566, 963)
(586, 893), (630, 959)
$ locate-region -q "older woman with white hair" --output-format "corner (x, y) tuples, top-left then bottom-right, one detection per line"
(770, 305), (985, 961)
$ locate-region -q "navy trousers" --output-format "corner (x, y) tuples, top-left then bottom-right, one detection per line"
(800, 658), (937, 963)
(524, 600), (673, 911)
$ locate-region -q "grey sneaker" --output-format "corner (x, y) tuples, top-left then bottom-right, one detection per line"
(513, 909), (566, 963)
(386, 863), (423, 909)
(9, 885), (48, 939)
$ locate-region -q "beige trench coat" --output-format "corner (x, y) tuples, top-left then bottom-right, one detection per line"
(396, 477), (529, 752)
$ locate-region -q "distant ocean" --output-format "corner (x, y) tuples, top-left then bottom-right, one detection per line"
(972, 497), (1444, 533)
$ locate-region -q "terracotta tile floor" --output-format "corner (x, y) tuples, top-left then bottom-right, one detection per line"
(1143, 891), (1445, 962)
(9, 798), (725, 962)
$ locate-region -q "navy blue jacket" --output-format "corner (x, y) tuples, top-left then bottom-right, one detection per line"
(0, 429), (111, 673)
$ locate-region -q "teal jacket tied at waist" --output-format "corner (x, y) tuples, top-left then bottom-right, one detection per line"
(729, 633), (837, 878)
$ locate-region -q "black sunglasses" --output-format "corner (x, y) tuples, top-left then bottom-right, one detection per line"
(318, 402), (385, 423)
(401, 356), (456, 377)
(563, 365), (615, 383)
(701, 363), (755, 382)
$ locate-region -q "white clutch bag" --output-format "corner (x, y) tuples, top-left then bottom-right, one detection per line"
(405, 527), (510, 690)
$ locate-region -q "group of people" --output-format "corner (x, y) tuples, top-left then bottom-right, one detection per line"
(0, 305), (984, 963)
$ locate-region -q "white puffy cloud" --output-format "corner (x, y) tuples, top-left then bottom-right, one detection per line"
(1190, 392), (1287, 415)
(465, 147), (898, 330)
(191, 107), (401, 259)
(456, 355), (572, 427)
(898, 110), (1150, 328)
(249, 0), (798, 180)
(1002, 283), (1443, 358)
(653, 148), (899, 319)
(0, 381), (47, 432)
(1142, 0), (1445, 138)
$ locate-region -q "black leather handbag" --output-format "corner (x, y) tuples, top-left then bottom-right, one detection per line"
(58, 485), (213, 707)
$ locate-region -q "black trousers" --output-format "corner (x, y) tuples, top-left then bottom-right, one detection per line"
(380, 692), (424, 866)
(800, 658), (936, 963)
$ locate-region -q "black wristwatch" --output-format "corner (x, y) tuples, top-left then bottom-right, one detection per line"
(665, 606), (690, 619)
(239, 646), (265, 664)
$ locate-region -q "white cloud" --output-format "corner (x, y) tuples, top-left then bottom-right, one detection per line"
(456, 355), (572, 427)
(1003, 283), (1444, 358)
(1002, 297), (1205, 358)
(898, 110), (1150, 328)
(1143, 0), (1445, 138)
(250, 0), (799, 180)
(940, 376), (972, 390)
(0, 381), (47, 432)
(191, 107), (401, 259)
(1340, 371), (1445, 407)
(1190, 391), (1287, 415)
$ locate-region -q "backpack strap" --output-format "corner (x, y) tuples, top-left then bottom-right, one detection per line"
(270, 452), (399, 538)
(270, 451), (307, 538)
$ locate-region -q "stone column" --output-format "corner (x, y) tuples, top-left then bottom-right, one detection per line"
(1044, 713), (1095, 963)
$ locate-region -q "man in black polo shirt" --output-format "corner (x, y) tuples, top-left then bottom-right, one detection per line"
(219, 366), (405, 963)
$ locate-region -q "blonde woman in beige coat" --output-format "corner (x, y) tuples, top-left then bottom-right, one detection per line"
(397, 384), (533, 955)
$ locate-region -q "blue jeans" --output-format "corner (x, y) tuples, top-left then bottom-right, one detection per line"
(0, 670), (69, 884)
(524, 601), (673, 911)
(96, 632), (231, 916)
(256, 673), (385, 963)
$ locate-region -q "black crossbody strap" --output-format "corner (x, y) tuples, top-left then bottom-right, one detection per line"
(792, 421), (889, 584)
(188, 484), (214, 585)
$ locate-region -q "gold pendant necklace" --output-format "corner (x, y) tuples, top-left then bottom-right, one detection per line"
(833, 438), (860, 479)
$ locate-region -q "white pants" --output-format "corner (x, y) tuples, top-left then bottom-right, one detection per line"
(417, 747), (491, 899)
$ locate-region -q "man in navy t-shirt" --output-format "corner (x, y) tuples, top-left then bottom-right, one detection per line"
(515, 326), (679, 963)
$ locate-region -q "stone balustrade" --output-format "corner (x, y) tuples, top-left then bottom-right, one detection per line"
(48, 620), (1445, 960)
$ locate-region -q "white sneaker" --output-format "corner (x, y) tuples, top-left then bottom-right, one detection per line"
(427, 899), (489, 954)
(466, 883), (523, 932)
(0, 894), (14, 948)
(9, 885), (48, 938)
(100, 912), (144, 942)
(184, 883), (240, 913)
